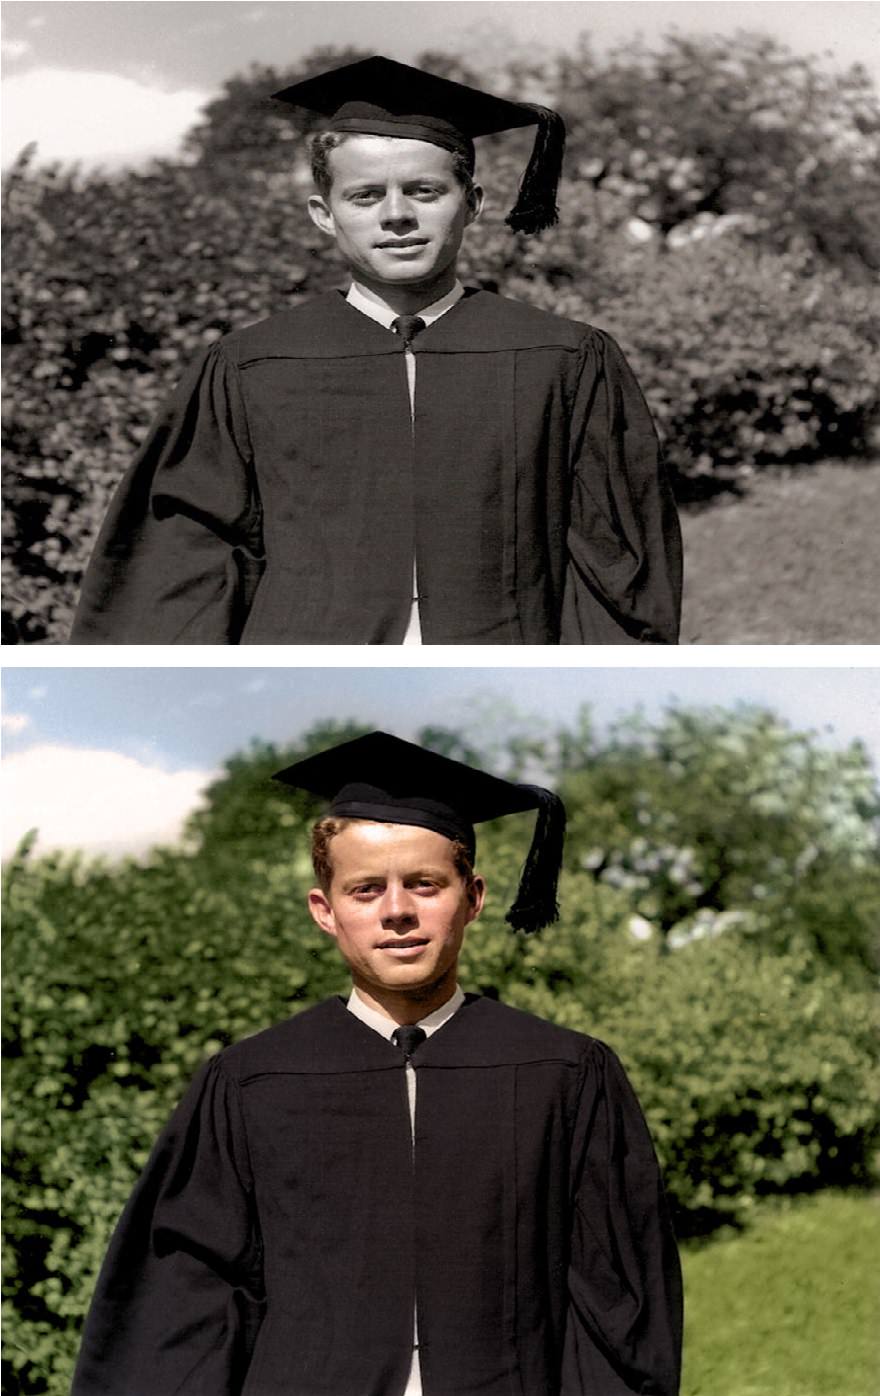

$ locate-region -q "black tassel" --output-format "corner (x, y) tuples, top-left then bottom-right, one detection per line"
(505, 785), (567, 934)
(505, 105), (567, 236)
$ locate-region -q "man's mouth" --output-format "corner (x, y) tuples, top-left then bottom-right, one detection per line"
(376, 239), (428, 249)
(377, 938), (430, 953)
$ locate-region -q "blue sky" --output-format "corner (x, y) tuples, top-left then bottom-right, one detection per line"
(3, 2), (878, 166)
(3, 665), (878, 857)
(5, 665), (880, 770)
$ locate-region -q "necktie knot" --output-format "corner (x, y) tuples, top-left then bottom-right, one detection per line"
(391, 315), (426, 347)
(391, 1025), (427, 1060)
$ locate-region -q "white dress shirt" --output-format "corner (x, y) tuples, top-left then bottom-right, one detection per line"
(346, 984), (466, 1395)
(345, 280), (466, 645)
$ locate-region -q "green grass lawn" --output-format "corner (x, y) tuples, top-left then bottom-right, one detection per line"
(681, 1191), (879, 1396)
(679, 459), (880, 643)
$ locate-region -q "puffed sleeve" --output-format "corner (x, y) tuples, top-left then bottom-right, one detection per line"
(561, 332), (682, 644)
(562, 1042), (683, 1396)
(72, 1057), (265, 1396)
(69, 342), (265, 644)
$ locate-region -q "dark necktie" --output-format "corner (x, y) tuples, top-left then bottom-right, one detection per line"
(391, 1025), (427, 1060)
(391, 315), (426, 347)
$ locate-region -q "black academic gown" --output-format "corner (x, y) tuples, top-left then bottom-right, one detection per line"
(72, 995), (682, 1396)
(69, 290), (682, 645)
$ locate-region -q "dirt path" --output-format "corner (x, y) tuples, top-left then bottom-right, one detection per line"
(679, 460), (880, 645)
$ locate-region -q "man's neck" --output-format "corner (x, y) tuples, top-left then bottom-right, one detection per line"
(351, 971), (459, 1026)
(348, 267), (458, 317)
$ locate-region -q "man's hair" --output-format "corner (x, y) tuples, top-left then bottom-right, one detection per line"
(309, 130), (477, 200)
(311, 815), (476, 893)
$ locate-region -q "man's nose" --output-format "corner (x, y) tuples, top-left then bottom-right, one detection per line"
(379, 189), (416, 226)
(380, 883), (418, 926)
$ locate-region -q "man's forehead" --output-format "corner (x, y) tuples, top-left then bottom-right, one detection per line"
(328, 134), (459, 179)
(327, 822), (462, 884)
(332, 820), (457, 851)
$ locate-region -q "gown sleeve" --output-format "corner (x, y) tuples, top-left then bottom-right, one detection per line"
(69, 343), (265, 644)
(561, 332), (683, 645)
(562, 1041), (683, 1396)
(71, 1057), (265, 1396)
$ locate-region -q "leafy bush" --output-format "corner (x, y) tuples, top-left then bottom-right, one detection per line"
(530, 238), (880, 485)
(1, 150), (342, 644)
(4, 709), (879, 1391)
(3, 35), (880, 642)
(538, 932), (879, 1233)
(2, 843), (338, 1394)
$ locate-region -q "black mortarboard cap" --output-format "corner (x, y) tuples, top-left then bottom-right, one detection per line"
(272, 55), (565, 235)
(273, 731), (566, 933)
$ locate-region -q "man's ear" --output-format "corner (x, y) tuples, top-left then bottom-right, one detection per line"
(465, 875), (487, 924)
(465, 183), (485, 227)
(307, 194), (336, 237)
(308, 887), (337, 937)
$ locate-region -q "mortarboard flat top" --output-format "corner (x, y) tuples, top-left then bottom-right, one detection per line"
(274, 731), (566, 933)
(272, 55), (539, 143)
(272, 55), (565, 235)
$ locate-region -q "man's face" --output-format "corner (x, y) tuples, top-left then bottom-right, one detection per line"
(307, 820), (485, 1000)
(307, 135), (483, 294)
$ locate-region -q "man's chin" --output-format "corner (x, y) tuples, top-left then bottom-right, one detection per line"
(369, 265), (438, 286)
(367, 958), (442, 990)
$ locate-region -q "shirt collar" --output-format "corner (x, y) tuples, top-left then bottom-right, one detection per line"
(346, 278), (465, 332)
(347, 984), (466, 1041)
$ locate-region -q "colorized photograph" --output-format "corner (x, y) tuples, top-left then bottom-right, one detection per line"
(3, 665), (879, 1394)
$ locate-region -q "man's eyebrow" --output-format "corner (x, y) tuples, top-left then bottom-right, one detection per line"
(341, 866), (452, 887)
(339, 174), (450, 191)
(402, 176), (450, 188)
(339, 181), (385, 194)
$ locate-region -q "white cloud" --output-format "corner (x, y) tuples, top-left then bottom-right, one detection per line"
(1, 712), (31, 735)
(2, 38), (32, 59)
(2, 744), (215, 860)
(2, 67), (211, 170)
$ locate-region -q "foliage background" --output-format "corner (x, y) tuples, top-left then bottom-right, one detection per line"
(3, 31), (880, 642)
(3, 704), (879, 1393)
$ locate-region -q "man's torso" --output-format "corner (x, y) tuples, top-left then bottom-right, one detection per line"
(222, 289), (593, 644)
(221, 993), (591, 1394)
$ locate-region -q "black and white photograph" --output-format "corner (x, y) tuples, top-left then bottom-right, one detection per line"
(2, 1), (879, 644)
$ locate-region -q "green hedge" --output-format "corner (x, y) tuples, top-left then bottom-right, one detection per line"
(521, 930), (880, 1229)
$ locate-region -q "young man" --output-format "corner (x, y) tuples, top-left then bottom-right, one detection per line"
(72, 732), (683, 1396)
(70, 56), (682, 646)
